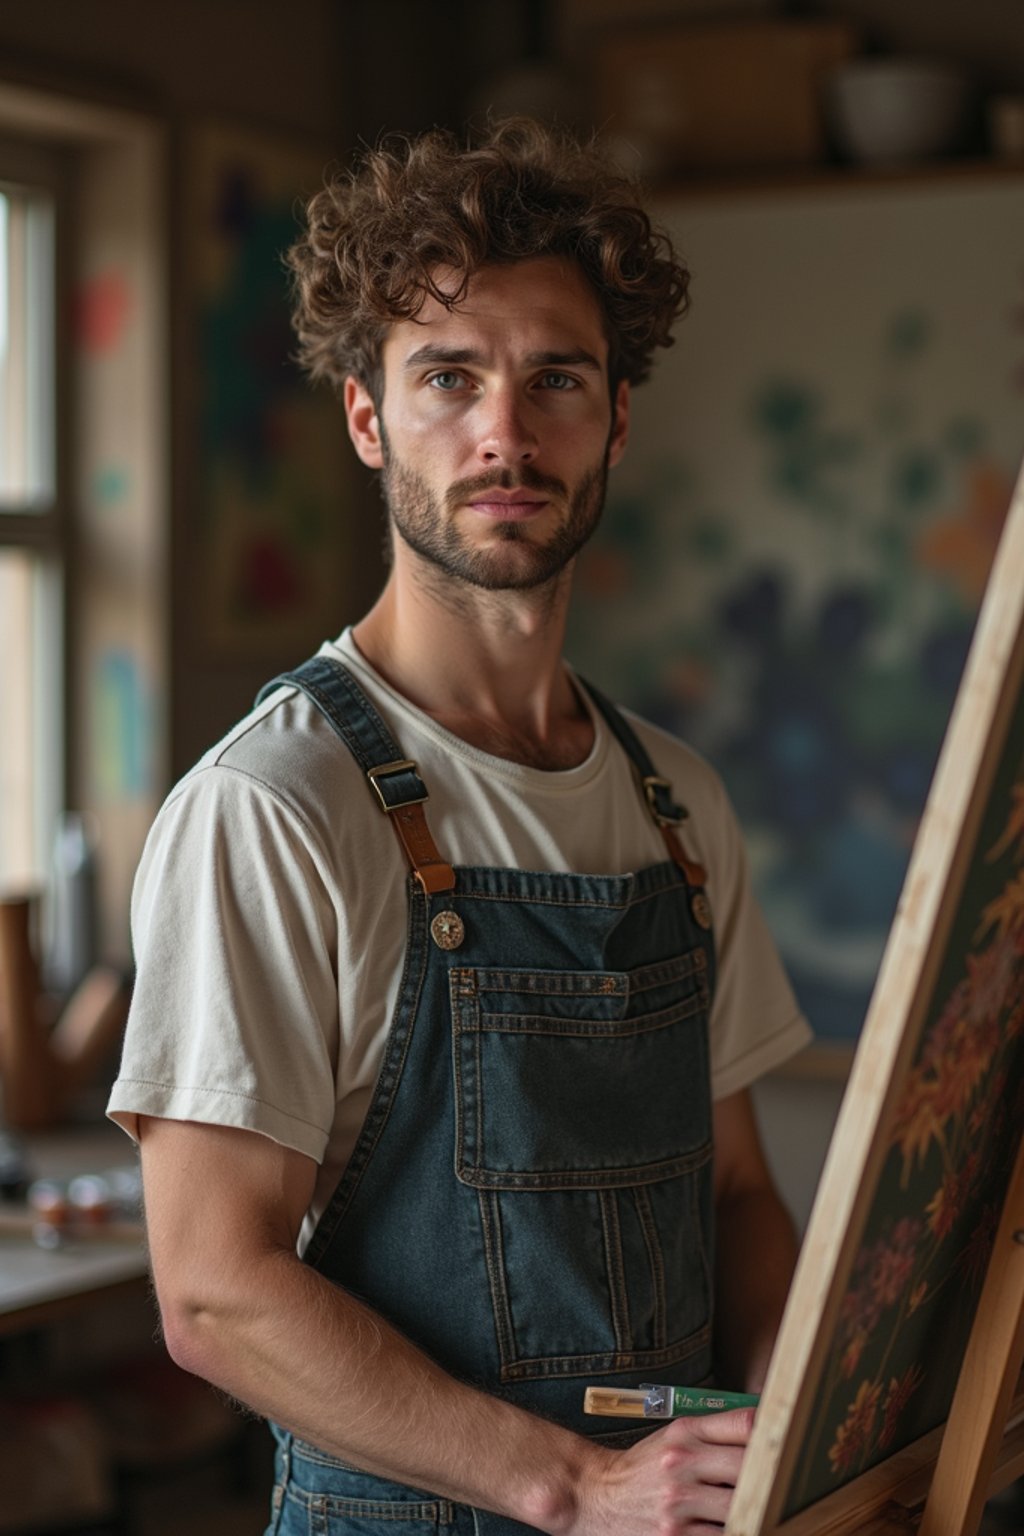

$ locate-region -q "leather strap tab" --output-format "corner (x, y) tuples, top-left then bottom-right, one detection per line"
(658, 824), (708, 889)
(388, 803), (456, 895)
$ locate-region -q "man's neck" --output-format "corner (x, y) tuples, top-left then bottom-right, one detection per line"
(351, 563), (593, 771)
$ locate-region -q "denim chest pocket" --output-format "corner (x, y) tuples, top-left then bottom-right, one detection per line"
(450, 950), (711, 1187)
(448, 951), (714, 1385)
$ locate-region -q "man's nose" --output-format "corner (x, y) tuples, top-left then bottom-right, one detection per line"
(475, 389), (538, 466)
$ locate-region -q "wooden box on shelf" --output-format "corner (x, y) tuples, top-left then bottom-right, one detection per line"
(592, 19), (858, 174)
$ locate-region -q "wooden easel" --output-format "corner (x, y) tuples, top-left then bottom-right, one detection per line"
(728, 1135), (1024, 1536)
(854, 1129), (1024, 1536)
(915, 1133), (1024, 1536)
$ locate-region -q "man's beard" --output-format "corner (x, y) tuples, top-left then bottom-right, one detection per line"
(380, 440), (610, 593)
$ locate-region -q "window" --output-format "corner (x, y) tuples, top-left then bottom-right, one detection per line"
(0, 91), (166, 966)
(0, 146), (64, 892)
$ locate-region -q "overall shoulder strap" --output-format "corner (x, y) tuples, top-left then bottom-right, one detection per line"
(578, 677), (708, 891)
(256, 656), (455, 895)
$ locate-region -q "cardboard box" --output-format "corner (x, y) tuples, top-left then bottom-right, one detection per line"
(592, 19), (859, 174)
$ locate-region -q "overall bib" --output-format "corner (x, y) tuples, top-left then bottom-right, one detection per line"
(257, 657), (717, 1536)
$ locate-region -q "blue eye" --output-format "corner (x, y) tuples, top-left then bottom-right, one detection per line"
(429, 371), (463, 391)
(540, 372), (577, 390)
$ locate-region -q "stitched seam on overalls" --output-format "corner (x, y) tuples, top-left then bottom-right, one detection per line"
(468, 955), (707, 1005)
(456, 1143), (712, 1191)
(453, 887), (667, 912)
(292, 1439), (362, 1469)
(453, 858), (680, 895)
(452, 980), (483, 1176)
(470, 969), (628, 996)
(633, 1184), (666, 1352)
(477, 993), (707, 1035)
(598, 1190), (631, 1355)
(499, 1325), (712, 1382)
(467, 956), (708, 1025)
(304, 1491), (454, 1522)
(627, 953), (703, 993)
(287, 663), (409, 773)
(328, 1497), (452, 1522)
(292, 672), (384, 763)
(451, 977), (467, 1175)
(473, 1002), (484, 1176)
(477, 1190), (515, 1372)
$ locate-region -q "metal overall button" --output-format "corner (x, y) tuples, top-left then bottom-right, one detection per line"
(690, 891), (712, 930)
(431, 910), (465, 950)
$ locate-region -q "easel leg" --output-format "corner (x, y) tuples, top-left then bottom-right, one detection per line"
(918, 1133), (1024, 1536)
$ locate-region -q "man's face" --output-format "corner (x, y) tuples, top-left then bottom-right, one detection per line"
(345, 258), (630, 593)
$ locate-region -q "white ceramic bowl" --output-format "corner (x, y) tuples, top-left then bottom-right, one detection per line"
(827, 60), (970, 166)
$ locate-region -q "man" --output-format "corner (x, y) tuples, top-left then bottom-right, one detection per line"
(109, 119), (812, 1534)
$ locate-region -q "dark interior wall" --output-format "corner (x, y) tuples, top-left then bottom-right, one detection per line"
(341, 0), (532, 143)
(0, 0), (346, 137)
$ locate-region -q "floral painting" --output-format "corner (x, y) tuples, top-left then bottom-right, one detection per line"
(567, 178), (1024, 1041)
(781, 680), (1024, 1513)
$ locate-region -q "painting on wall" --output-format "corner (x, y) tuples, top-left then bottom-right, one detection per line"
(568, 174), (1024, 1044)
(187, 122), (350, 656)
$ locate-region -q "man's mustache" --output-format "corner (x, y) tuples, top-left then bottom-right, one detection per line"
(445, 467), (567, 509)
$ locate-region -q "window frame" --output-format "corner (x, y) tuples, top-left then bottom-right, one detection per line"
(0, 132), (74, 884)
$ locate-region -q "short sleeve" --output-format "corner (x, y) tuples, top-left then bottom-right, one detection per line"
(107, 766), (339, 1162)
(700, 773), (814, 1098)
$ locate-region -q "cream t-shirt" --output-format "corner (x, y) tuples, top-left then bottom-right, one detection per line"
(109, 630), (812, 1245)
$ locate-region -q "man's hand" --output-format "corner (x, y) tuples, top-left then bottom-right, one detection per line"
(569, 1407), (755, 1536)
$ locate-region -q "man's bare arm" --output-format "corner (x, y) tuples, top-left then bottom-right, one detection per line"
(711, 1089), (800, 1392)
(140, 1116), (756, 1536)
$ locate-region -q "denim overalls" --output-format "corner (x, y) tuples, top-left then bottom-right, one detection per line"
(257, 657), (717, 1536)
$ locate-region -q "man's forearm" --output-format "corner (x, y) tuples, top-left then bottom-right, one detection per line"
(162, 1240), (600, 1533)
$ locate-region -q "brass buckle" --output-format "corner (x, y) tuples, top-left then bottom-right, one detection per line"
(367, 759), (426, 813)
(642, 775), (688, 827)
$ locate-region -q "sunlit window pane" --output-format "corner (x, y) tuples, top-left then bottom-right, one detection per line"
(0, 550), (61, 890)
(0, 180), (55, 509)
(0, 159), (60, 891)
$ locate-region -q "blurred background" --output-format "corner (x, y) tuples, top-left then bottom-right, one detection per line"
(0, 1), (1022, 1531)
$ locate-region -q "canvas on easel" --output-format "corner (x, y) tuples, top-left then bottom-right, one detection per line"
(727, 457), (1024, 1536)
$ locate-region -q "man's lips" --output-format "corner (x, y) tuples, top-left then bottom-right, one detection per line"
(466, 494), (550, 520)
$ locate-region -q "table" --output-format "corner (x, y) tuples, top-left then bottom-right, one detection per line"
(0, 1119), (148, 1338)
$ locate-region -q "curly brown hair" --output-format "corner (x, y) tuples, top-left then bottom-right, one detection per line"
(286, 118), (689, 400)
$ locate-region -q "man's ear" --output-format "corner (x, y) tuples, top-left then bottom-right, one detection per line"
(344, 376), (384, 469)
(607, 379), (630, 469)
